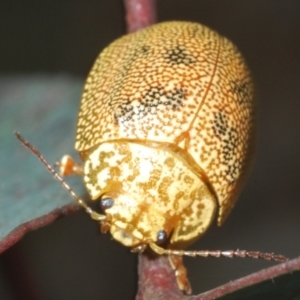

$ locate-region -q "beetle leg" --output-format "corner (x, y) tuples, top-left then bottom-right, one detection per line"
(58, 154), (83, 176)
(169, 255), (192, 295)
(149, 242), (191, 294)
(100, 220), (111, 233)
(131, 244), (147, 253)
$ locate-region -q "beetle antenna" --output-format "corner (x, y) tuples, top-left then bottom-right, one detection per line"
(169, 249), (287, 262)
(14, 132), (105, 222)
(149, 243), (288, 262)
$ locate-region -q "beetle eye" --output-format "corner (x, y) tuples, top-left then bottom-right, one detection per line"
(100, 196), (114, 211)
(156, 229), (168, 245)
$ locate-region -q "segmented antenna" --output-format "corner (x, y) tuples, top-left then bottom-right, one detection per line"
(149, 238), (288, 262)
(164, 249), (287, 262)
(14, 132), (105, 222)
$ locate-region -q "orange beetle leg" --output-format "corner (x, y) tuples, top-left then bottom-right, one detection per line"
(58, 155), (83, 176)
(168, 255), (192, 295)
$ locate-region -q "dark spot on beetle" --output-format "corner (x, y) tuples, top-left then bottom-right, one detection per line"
(223, 127), (240, 182)
(213, 111), (241, 183)
(212, 111), (227, 137)
(230, 78), (252, 105)
(140, 45), (150, 54)
(142, 86), (184, 109)
(156, 229), (168, 245)
(132, 45), (151, 58)
(100, 196), (114, 211)
(114, 99), (134, 123)
(164, 45), (196, 65)
(114, 86), (185, 123)
(223, 128), (239, 161)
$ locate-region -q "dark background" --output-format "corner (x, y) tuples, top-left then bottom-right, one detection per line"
(1, 1), (300, 299)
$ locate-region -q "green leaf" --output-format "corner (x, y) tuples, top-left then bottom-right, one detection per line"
(0, 76), (86, 251)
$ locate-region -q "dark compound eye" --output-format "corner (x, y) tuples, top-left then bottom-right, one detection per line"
(100, 197), (114, 211)
(156, 229), (168, 245)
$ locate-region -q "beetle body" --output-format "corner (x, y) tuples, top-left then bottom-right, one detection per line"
(76, 21), (254, 251)
(14, 21), (293, 296)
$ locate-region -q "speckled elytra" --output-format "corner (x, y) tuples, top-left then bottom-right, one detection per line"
(73, 21), (255, 248)
(16, 21), (287, 295)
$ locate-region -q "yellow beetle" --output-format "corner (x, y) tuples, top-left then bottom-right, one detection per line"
(65, 21), (255, 292)
(17, 21), (257, 294)
(73, 20), (254, 247)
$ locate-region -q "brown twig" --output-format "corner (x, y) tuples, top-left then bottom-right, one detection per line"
(136, 254), (300, 300)
(0, 204), (78, 254)
(136, 254), (188, 300)
(123, 0), (157, 33)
